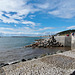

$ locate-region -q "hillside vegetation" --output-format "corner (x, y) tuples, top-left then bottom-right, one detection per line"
(56, 29), (75, 36)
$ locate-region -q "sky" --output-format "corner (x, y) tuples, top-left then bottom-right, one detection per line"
(0, 0), (75, 36)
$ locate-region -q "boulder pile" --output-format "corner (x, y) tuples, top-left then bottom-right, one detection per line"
(25, 36), (63, 48)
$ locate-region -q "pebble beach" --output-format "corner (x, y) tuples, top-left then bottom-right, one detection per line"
(0, 49), (75, 75)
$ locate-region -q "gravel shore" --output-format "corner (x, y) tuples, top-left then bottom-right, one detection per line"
(1, 50), (75, 75)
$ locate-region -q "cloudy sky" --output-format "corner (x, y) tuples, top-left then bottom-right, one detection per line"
(0, 0), (75, 36)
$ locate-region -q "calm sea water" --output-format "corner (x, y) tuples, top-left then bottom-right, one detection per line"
(0, 37), (71, 63)
(0, 37), (45, 51)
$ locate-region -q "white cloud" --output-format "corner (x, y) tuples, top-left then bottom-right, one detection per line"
(2, 17), (18, 23)
(0, 27), (33, 35)
(67, 26), (75, 29)
(5, 14), (23, 19)
(0, 11), (19, 23)
(48, 0), (75, 18)
(29, 15), (36, 19)
(1, 0), (75, 36)
(0, 26), (55, 35)
(38, 27), (55, 31)
(35, 3), (50, 9)
(0, 0), (75, 24)
(0, 0), (40, 23)
(22, 21), (36, 27)
(31, 0), (75, 19)
(0, 0), (27, 12)
(22, 21), (35, 25)
(0, 27), (14, 31)
(42, 32), (56, 35)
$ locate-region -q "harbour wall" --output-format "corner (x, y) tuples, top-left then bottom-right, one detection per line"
(71, 36), (75, 50)
(55, 36), (71, 47)
(55, 36), (75, 50)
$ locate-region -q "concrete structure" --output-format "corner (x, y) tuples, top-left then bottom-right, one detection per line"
(55, 36), (71, 47)
(71, 36), (75, 50)
(55, 36), (75, 50)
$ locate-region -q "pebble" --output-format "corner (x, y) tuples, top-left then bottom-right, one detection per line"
(2, 50), (75, 75)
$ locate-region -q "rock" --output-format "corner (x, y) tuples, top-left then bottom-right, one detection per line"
(0, 63), (9, 67)
(25, 36), (64, 48)
(38, 44), (42, 47)
(61, 45), (63, 47)
(3, 63), (9, 66)
(56, 50), (63, 53)
(34, 57), (37, 59)
(32, 46), (36, 48)
(47, 53), (50, 55)
(0, 63), (5, 67)
(21, 59), (26, 62)
(12, 61), (20, 64)
(44, 45), (47, 48)
(27, 58), (32, 60)
(70, 71), (75, 75)
(40, 54), (46, 57)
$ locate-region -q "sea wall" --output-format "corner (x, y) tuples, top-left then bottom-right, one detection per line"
(55, 36), (71, 47)
(71, 36), (75, 50)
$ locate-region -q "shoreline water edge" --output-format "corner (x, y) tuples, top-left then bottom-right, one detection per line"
(1, 49), (75, 75)
(0, 36), (71, 68)
(1, 36), (74, 75)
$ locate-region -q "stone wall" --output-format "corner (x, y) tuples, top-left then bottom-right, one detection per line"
(65, 36), (71, 47)
(55, 36), (71, 47)
(71, 36), (75, 50)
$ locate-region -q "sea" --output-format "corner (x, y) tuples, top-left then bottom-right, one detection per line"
(0, 37), (71, 63)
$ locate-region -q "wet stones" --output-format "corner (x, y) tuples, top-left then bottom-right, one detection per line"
(0, 63), (9, 68)
(27, 58), (32, 60)
(21, 59), (26, 62)
(0, 63), (5, 67)
(34, 57), (37, 59)
(40, 54), (47, 57)
(12, 61), (20, 64)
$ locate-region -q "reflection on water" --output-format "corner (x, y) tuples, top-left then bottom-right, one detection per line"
(0, 47), (71, 63)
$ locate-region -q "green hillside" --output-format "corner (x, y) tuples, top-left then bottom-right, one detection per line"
(56, 29), (75, 36)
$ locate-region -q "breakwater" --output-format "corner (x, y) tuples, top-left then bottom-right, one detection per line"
(55, 36), (71, 47)
(25, 36), (64, 48)
(71, 36), (75, 49)
(25, 36), (71, 48)
(25, 36), (75, 50)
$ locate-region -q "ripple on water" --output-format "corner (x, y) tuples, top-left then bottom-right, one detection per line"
(0, 47), (71, 63)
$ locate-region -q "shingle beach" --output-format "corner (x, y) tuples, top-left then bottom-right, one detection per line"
(0, 50), (75, 75)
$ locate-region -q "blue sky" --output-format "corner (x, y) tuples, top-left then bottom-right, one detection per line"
(0, 0), (75, 36)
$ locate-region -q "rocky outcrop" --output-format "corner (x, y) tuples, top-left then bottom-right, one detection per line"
(25, 36), (63, 48)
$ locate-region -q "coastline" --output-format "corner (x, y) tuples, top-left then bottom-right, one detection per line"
(0, 47), (70, 66)
(1, 49), (75, 75)
(0, 36), (73, 75)
(0, 36), (71, 65)
(0, 36), (71, 64)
